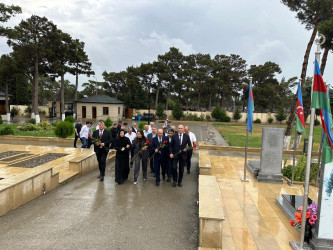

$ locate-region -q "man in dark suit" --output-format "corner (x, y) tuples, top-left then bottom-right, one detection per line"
(151, 129), (169, 186)
(169, 125), (191, 187)
(131, 122), (138, 134)
(93, 121), (112, 182)
(147, 126), (157, 174)
(163, 129), (174, 182)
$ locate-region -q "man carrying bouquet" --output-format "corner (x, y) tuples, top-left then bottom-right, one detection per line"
(169, 125), (192, 187)
(151, 129), (168, 186)
(92, 120), (112, 182)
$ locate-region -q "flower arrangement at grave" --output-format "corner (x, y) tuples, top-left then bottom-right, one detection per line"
(290, 202), (317, 243)
(149, 140), (168, 159)
(173, 145), (193, 157)
(130, 140), (152, 164)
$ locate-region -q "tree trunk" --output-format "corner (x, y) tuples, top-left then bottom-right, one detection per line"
(284, 21), (318, 149)
(165, 84), (170, 110)
(320, 47), (329, 75)
(74, 68), (78, 117)
(197, 87), (201, 110)
(5, 80), (10, 121)
(155, 84), (160, 110)
(208, 88), (212, 110)
(34, 57), (40, 123)
(61, 73), (65, 121)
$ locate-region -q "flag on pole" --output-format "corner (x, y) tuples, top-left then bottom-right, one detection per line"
(311, 59), (333, 163)
(296, 82), (306, 134)
(247, 81), (254, 134)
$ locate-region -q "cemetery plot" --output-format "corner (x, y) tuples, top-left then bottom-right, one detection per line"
(0, 151), (26, 159)
(10, 153), (68, 168)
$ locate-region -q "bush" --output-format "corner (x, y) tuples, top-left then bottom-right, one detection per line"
(23, 124), (37, 131)
(27, 118), (36, 124)
(233, 109), (242, 122)
(254, 118), (261, 123)
(267, 117), (274, 124)
(211, 106), (222, 120)
(156, 103), (166, 120)
(0, 115), (2, 125)
(104, 117), (113, 128)
(172, 101), (183, 120)
(275, 106), (287, 124)
(11, 107), (19, 117)
(206, 114), (211, 121)
(24, 106), (32, 114)
(38, 109), (46, 115)
(282, 154), (318, 182)
(64, 115), (75, 123)
(54, 121), (75, 138)
(0, 126), (14, 135)
(40, 120), (51, 128)
(211, 106), (230, 122)
(183, 113), (204, 121)
(314, 119), (320, 126)
(138, 121), (148, 130)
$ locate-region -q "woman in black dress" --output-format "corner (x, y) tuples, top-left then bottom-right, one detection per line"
(132, 130), (150, 184)
(114, 129), (131, 184)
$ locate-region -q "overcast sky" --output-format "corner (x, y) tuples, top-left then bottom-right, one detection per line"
(1, 0), (332, 91)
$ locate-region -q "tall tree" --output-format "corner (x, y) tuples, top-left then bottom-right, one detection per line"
(318, 17), (333, 74)
(102, 71), (127, 99)
(281, 0), (333, 148)
(7, 15), (57, 123)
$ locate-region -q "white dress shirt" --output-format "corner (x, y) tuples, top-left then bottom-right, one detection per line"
(79, 125), (89, 139)
(125, 132), (137, 143)
(188, 131), (197, 147)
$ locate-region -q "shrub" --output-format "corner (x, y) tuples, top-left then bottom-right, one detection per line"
(314, 119), (320, 126)
(156, 103), (166, 119)
(27, 118), (36, 124)
(254, 118), (261, 123)
(211, 106), (230, 122)
(206, 114), (211, 121)
(172, 101), (183, 120)
(54, 121), (75, 138)
(233, 108), (242, 122)
(104, 117), (113, 128)
(0, 126), (14, 135)
(40, 120), (51, 128)
(64, 115), (75, 123)
(11, 107), (19, 117)
(183, 113), (204, 121)
(267, 117), (274, 124)
(224, 116), (231, 122)
(38, 109), (46, 115)
(211, 106), (222, 120)
(24, 106), (32, 114)
(23, 124), (37, 131)
(138, 121), (148, 130)
(275, 106), (287, 124)
(0, 115), (2, 125)
(282, 154), (318, 182)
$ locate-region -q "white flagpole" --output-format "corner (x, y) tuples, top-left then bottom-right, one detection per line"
(299, 34), (324, 247)
(241, 77), (252, 182)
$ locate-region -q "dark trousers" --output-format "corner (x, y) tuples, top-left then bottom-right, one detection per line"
(186, 149), (193, 172)
(154, 157), (162, 183)
(130, 146), (135, 165)
(165, 157), (172, 179)
(87, 137), (93, 148)
(172, 157), (186, 184)
(134, 156), (148, 181)
(96, 150), (108, 177)
(150, 157), (154, 173)
(74, 134), (81, 147)
(110, 138), (116, 149)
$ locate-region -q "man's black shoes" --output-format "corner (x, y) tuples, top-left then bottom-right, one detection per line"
(172, 182), (177, 187)
(100, 176), (104, 182)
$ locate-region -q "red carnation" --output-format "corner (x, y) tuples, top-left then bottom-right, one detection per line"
(163, 140), (168, 144)
(146, 140), (152, 145)
(290, 219), (295, 227)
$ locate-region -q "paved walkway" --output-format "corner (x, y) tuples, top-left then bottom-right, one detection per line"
(0, 122), (222, 250)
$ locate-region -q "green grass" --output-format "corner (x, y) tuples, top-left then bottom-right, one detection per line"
(214, 122), (322, 151)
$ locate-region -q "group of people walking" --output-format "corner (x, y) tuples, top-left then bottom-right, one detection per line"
(76, 119), (197, 187)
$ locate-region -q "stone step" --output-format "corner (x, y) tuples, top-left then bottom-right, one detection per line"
(59, 169), (79, 184)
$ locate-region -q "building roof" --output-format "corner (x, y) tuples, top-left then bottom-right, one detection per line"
(0, 91), (11, 98)
(76, 95), (124, 104)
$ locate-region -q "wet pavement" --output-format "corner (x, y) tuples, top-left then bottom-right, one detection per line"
(0, 122), (224, 250)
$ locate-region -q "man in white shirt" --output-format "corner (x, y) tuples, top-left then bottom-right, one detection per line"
(125, 128), (137, 166)
(79, 121), (91, 148)
(148, 121), (154, 134)
(143, 125), (149, 137)
(184, 126), (197, 174)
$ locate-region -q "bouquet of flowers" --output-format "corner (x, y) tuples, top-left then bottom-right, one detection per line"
(290, 202), (317, 229)
(150, 140), (168, 159)
(130, 140), (152, 164)
(174, 145), (193, 157)
(91, 137), (108, 149)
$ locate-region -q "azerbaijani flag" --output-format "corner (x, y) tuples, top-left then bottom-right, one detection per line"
(247, 81), (254, 134)
(311, 59), (333, 163)
(296, 82), (306, 134)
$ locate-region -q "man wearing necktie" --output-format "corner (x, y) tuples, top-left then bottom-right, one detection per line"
(163, 129), (174, 182)
(151, 129), (168, 186)
(92, 121), (112, 182)
(169, 125), (191, 187)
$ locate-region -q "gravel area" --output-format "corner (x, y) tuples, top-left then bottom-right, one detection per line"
(0, 153), (34, 162)
(10, 153), (68, 168)
(0, 151), (25, 159)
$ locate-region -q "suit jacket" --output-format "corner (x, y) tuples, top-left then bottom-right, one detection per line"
(92, 129), (112, 153)
(170, 132), (191, 160)
(132, 126), (138, 134)
(151, 136), (169, 161)
(147, 133), (157, 155)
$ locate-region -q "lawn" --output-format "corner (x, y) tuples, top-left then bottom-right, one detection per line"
(214, 123), (322, 151)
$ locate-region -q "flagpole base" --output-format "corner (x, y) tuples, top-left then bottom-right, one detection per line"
(288, 181), (297, 186)
(240, 178), (249, 182)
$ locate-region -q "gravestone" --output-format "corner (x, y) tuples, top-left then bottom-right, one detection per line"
(257, 127), (284, 184)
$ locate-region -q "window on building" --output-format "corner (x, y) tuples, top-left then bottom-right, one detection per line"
(118, 107), (121, 115)
(103, 107), (109, 115)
